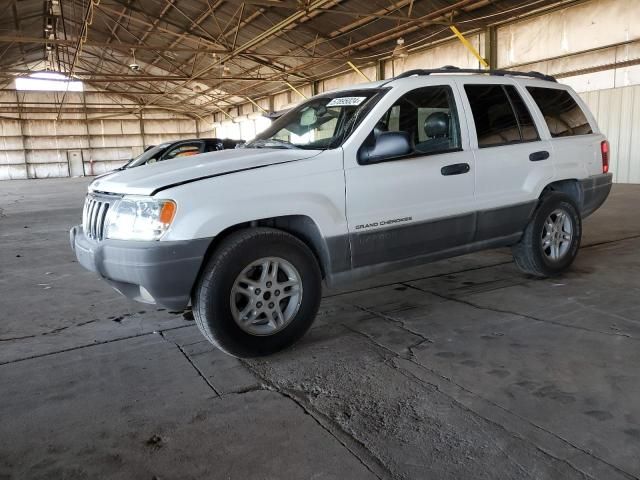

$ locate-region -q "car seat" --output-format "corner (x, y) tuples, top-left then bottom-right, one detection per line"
(415, 112), (451, 153)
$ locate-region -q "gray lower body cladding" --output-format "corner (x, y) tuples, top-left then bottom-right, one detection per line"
(580, 173), (612, 217)
(348, 201), (537, 269)
(70, 226), (211, 310)
(328, 174), (612, 285)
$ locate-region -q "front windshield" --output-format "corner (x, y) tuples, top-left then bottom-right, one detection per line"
(126, 143), (170, 168)
(246, 89), (385, 150)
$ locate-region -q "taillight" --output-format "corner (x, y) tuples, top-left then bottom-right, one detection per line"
(601, 140), (610, 173)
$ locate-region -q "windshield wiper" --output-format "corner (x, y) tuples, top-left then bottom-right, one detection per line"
(247, 138), (299, 149)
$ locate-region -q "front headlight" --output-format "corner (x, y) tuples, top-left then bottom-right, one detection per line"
(104, 196), (177, 241)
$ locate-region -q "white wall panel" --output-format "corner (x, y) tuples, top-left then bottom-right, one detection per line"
(0, 119), (22, 136)
(498, 0), (640, 68)
(0, 165), (27, 179)
(143, 119), (195, 135)
(383, 34), (484, 79)
(0, 136), (23, 151)
(85, 160), (127, 175)
(87, 134), (142, 149)
(89, 147), (134, 162)
(581, 85), (640, 183)
(320, 66), (377, 92)
(26, 163), (69, 179)
(273, 91), (291, 110)
(0, 150), (25, 165)
(25, 149), (66, 164)
(24, 136), (89, 151)
(564, 64), (640, 93)
(143, 133), (193, 146)
(22, 120), (86, 137)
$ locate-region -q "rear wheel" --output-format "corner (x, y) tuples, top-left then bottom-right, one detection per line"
(193, 228), (322, 357)
(512, 192), (581, 277)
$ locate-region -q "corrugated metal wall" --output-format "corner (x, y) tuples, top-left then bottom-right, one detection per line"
(582, 86), (640, 183)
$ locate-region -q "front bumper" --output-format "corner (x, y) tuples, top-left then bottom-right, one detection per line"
(580, 173), (613, 217)
(70, 226), (211, 310)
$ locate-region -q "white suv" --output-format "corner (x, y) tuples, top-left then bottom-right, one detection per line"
(71, 67), (612, 357)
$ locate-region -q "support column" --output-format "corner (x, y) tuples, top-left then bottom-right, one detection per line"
(377, 59), (385, 81)
(15, 90), (28, 179)
(139, 113), (146, 149)
(82, 91), (93, 175)
(268, 95), (275, 114)
(485, 26), (498, 70)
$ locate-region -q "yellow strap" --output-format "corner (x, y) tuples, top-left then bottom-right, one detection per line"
(450, 25), (489, 69)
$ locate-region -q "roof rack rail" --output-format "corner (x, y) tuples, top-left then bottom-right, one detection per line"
(393, 66), (557, 83)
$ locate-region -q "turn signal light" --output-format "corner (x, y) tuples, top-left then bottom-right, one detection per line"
(159, 200), (177, 225)
(601, 140), (610, 173)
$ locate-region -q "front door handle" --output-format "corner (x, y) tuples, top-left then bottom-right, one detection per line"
(441, 163), (470, 176)
(529, 150), (550, 161)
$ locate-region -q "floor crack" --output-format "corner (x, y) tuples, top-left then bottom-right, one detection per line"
(403, 283), (637, 341)
(0, 334), (36, 342)
(0, 313), (155, 343)
(239, 359), (391, 480)
(582, 234), (640, 249)
(0, 324), (195, 366)
(158, 331), (221, 397)
(351, 303), (435, 346)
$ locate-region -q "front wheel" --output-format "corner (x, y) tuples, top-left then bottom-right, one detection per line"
(512, 192), (582, 277)
(193, 228), (322, 357)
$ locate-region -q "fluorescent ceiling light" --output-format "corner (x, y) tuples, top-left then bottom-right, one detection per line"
(15, 72), (83, 92)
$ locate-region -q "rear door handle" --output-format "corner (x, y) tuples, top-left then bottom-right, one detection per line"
(529, 150), (550, 161)
(441, 163), (470, 176)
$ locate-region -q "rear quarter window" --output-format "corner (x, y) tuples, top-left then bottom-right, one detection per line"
(526, 87), (593, 137)
(464, 84), (538, 148)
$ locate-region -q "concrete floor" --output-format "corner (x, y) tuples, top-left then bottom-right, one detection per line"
(1, 178), (640, 480)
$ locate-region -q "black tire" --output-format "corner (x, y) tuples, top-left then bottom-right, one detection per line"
(192, 228), (322, 358)
(512, 192), (582, 277)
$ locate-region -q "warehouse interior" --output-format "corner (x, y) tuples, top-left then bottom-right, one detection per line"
(2, 0), (640, 181)
(1, 0), (640, 479)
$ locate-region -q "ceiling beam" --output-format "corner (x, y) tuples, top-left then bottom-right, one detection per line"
(0, 36), (227, 54)
(138, 0), (338, 111)
(188, 0), (480, 109)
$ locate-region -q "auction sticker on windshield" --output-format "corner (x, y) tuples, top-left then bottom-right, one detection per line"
(326, 97), (367, 107)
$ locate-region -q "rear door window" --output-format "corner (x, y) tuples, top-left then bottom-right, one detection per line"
(504, 85), (539, 142)
(464, 84), (538, 147)
(526, 87), (593, 137)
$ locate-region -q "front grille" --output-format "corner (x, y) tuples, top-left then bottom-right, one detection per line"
(82, 194), (118, 241)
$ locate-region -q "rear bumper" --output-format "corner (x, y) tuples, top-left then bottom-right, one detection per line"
(580, 173), (613, 217)
(70, 226), (211, 310)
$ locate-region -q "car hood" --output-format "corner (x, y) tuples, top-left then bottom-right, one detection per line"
(88, 148), (321, 196)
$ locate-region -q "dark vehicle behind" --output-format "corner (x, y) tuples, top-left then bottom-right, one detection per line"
(120, 138), (243, 170)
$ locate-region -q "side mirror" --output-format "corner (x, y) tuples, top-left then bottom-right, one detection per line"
(358, 131), (411, 164)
